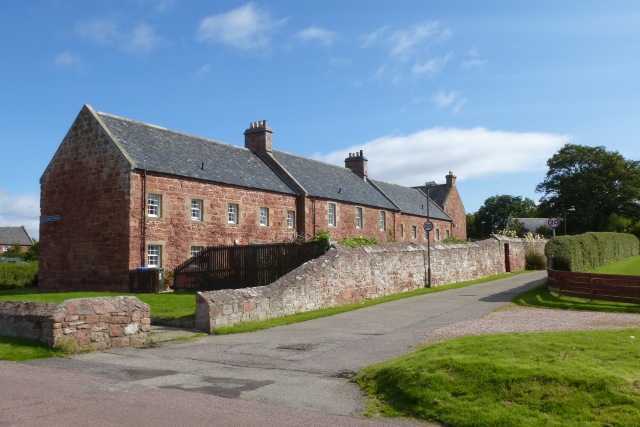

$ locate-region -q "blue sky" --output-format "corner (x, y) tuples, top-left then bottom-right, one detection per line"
(2, 1), (640, 240)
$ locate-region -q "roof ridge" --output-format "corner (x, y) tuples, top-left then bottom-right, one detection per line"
(274, 150), (354, 173)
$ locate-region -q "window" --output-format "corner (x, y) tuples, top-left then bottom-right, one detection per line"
(287, 210), (295, 229)
(355, 207), (363, 229)
(328, 203), (337, 227)
(412, 225), (417, 239)
(228, 203), (239, 224)
(446, 230), (450, 239)
(435, 229), (441, 241)
(190, 246), (204, 258)
(260, 207), (269, 226)
(147, 245), (162, 267)
(191, 199), (203, 221)
(2, 246), (9, 253)
(401, 224), (405, 238)
(147, 194), (161, 217)
(379, 211), (386, 231)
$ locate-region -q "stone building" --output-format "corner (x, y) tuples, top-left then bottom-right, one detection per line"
(0, 226), (34, 254)
(39, 105), (466, 291)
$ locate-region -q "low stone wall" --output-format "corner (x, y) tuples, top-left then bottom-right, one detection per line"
(0, 296), (150, 350)
(196, 237), (546, 333)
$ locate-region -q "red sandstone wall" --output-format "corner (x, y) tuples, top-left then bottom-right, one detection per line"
(39, 106), (132, 292)
(443, 186), (467, 240)
(129, 172), (299, 270)
(303, 198), (453, 243)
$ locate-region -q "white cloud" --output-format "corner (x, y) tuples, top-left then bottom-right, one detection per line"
(0, 189), (40, 241)
(75, 18), (163, 55)
(53, 50), (84, 70)
(197, 3), (284, 50)
(312, 127), (569, 188)
(431, 90), (467, 112)
(461, 49), (487, 70)
(364, 21), (451, 60)
(123, 23), (163, 55)
(76, 18), (120, 45)
(296, 26), (338, 46)
(412, 54), (451, 75)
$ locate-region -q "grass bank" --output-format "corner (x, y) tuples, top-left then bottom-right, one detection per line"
(357, 328), (640, 427)
(0, 336), (66, 361)
(589, 254), (640, 275)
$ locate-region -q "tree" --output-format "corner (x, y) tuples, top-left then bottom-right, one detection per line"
(536, 144), (640, 233)
(475, 195), (538, 236)
(2, 244), (23, 259)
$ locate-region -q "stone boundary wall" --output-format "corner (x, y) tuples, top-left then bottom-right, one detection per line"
(0, 296), (150, 350)
(196, 236), (546, 333)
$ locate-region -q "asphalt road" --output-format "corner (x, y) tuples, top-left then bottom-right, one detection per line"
(1, 271), (546, 427)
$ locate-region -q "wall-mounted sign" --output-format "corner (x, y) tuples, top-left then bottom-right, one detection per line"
(43, 215), (61, 222)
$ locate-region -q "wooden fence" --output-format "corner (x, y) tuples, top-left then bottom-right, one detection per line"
(547, 269), (640, 304)
(173, 241), (327, 292)
(129, 268), (162, 293)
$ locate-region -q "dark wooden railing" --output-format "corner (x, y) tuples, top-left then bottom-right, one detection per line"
(173, 241), (327, 292)
(547, 269), (640, 304)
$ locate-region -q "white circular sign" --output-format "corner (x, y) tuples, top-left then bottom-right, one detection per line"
(423, 221), (434, 232)
(548, 217), (560, 229)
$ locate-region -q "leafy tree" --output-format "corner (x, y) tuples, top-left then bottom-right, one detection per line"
(475, 195), (538, 235)
(23, 241), (39, 262)
(536, 144), (640, 233)
(466, 212), (480, 238)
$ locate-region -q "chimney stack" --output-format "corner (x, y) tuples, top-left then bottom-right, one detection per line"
(446, 171), (457, 188)
(244, 120), (273, 154)
(344, 150), (368, 179)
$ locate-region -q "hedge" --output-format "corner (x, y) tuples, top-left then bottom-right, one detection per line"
(544, 232), (639, 271)
(0, 262), (39, 289)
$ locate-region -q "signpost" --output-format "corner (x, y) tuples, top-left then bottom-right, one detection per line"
(548, 217), (560, 237)
(423, 220), (433, 287)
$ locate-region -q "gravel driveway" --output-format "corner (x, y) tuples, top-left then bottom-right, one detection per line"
(422, 305), (640, 344)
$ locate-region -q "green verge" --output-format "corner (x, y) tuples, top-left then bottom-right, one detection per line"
(588, 254), (640, 275)
(0, 289), (197, 319)
(211, 271), (530, 335)
(356, 329), (640, 427)
(0, 336), (66, 361)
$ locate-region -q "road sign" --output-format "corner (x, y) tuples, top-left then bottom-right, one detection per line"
(423, 221), (434, 232)
(548, 217), (560, 229)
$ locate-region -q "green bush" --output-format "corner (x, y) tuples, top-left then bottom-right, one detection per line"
(525, 249), (547, 270)
(339, 236), (380, 247)
(545, 232), (639, 271)
(442, 236), (468, 244)
(0, 262), (39, 289)
(310, 229), (331, 250)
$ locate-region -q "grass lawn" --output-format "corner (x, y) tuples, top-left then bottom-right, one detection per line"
(0, 289), (197, 319)
(0, 336), (65, 361)
(356, 328), (640, 427)
(589, 254), (640, 275)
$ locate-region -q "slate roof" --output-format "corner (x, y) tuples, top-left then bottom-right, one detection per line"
(413, 184), (450, 209)
(272, 150), (397, 210)
(0, 226), (34, 246)
(371, 180), (451, 221)
(97, 112), (296, 195)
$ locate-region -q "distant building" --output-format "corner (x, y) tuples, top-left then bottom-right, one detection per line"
(0, 226), (35, 254)
(39, 105), (467, 291)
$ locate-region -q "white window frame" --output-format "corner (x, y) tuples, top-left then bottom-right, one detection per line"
(260, 207), (269, 227)
(147, 194), (161, 218)
(328, 203), (337, 227)
(412, 225), (417, 239)
(379, 211), (386, 231)
(446, 229), (450, 239)
(436, 229), (441, 241)
(228, 203), (239, 224)
(191, 199), (203, 221)
(287, 210), (295, 229)
(355, 207), (363, 229)
(2, 245), (9, 253)
(190, 246), (204, 258)
(147, 244), (162, 267)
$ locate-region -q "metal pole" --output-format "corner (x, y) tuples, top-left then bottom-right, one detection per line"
(427, 187), (432, 288)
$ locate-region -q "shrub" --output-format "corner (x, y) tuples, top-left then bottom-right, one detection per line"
(525, 249), (547, 270)
(545, 232), (639, 271)
(442, 237), (468, 244)
(310, 229), (331, 250)
(339, 236), (380, 248)
(0, 262), (39, 289)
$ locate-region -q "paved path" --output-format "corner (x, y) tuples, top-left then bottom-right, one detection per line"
(1, 271), (546, 426)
